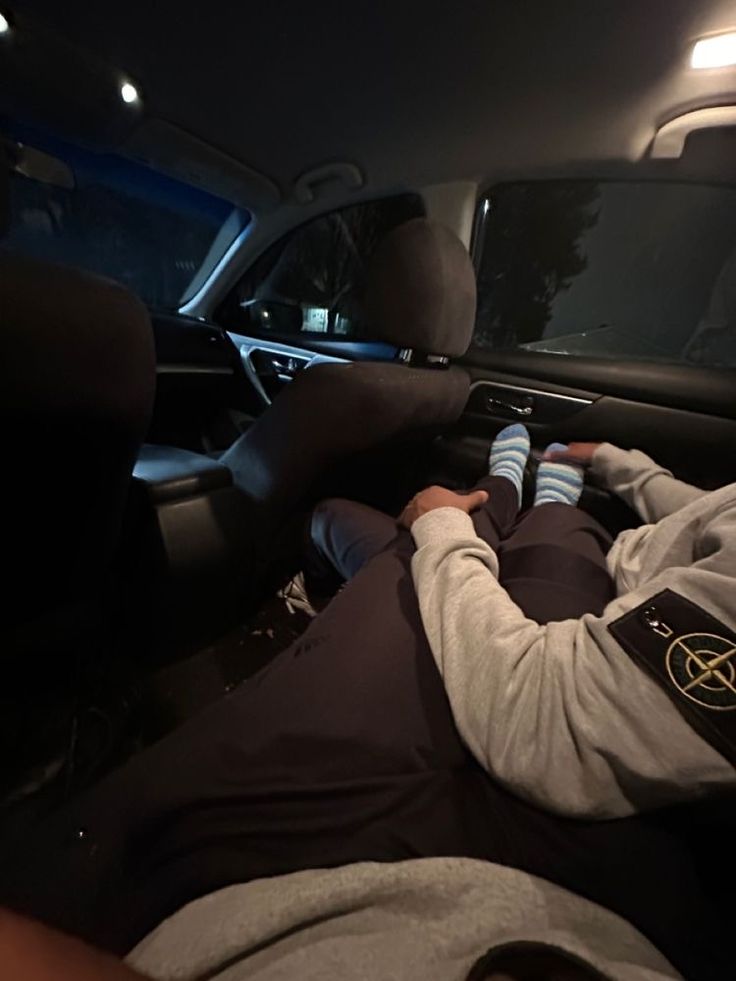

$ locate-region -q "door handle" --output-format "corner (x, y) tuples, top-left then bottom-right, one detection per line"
(486, 396), (534, 417)
(271, 356), (305, 376)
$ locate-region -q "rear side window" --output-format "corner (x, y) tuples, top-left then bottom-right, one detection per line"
(472, 181), (736, 368)
(217, 195), (425, 340)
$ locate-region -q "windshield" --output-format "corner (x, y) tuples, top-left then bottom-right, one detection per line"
(474, 180), (736, 367)
(2, 123), (248, 310)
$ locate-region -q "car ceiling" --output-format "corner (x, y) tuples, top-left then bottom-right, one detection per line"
(4, 0), (736, 202)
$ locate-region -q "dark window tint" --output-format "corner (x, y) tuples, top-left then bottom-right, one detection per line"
(473, 181), (736, 368)
(3, 125), (243, 310)
(218, 195), (425, 340)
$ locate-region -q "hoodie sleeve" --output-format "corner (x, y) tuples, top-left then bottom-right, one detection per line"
(409, 507), (735, 818)
(591, 443), (709, 523)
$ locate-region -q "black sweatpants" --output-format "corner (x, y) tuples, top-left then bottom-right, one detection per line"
(0, 482), (724, 979)
(306, 476), (616, 621)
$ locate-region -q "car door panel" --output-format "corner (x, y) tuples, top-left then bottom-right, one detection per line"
(450, 392), (736, 480)
(227, 332), (349, 410)
(467, 379), (598, 426)
(431, 359), (736, 537)
(464, 351), (736, 421)
(458, 359), (736, 484)
(147, 313), (258, 451)
(147, 314), (394, 451)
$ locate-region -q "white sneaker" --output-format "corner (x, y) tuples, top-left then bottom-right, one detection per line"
(278, 572), (319, 618)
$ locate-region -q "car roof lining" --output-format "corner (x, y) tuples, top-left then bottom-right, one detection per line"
(8, 0), (736, 316)
(7, 0), (736, 199)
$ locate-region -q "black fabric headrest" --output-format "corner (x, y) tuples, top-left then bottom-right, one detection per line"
(366, 218), (476, 357)
(0, 250), (156, 630)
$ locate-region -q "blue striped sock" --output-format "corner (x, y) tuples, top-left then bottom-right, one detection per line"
(535, 443), (584, 507)
(488, 424), (530, 505)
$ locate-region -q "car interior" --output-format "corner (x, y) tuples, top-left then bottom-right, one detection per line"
(1, 0), (736, 908)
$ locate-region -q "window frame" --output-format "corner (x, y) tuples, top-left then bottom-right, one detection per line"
(214, 193), (426, 345)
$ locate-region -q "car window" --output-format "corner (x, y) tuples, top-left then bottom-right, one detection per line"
(217, 195), (425, 340)
(3, 124), (247, 311)
(472, 180), (736, 368)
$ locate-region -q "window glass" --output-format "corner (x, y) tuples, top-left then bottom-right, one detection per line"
(3, 124), (245, 310)
(473, 181), (736, 367)
(218, 195), (425, 340)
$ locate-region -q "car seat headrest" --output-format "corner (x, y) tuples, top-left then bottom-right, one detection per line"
(0, 250), (156, 628)
(365, 217), (477, 358)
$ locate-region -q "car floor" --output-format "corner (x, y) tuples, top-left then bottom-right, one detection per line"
(0, 586), (314, 841)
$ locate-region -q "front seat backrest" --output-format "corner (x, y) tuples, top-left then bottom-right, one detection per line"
(220, 217), (476, 531)
(0, 198), (156, 633)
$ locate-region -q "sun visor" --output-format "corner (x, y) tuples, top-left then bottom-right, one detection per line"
(0, 11), (280, 211)
(123, 120), (280, 212)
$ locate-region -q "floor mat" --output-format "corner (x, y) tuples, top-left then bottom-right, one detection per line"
(0, 588), (314, 833)
(137, 592), (314, 743)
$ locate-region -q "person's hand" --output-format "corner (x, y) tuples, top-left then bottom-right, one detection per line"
(399, 486), (488, 530)
(543, 442), (602, 467)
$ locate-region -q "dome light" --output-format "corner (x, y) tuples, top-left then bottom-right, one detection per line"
(120, 81), (140, 104)
(0, 12), (11, 34)
(691, 32), (736, 69)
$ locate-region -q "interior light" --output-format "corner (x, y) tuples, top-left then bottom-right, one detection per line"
(691, 32), (736, 69)
(120, 82), (140, 104)
(0, 12), (11, 34)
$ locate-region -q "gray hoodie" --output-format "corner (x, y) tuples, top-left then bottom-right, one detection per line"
(128, 858), (678, 981)
(410, 444), (736, 818)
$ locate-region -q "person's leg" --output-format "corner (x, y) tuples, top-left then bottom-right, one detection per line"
(0, 498), (606, 955)
(305, 423), (531, 590)
(467, 422), (529, 547)
(479, 437), (614, 624)
(304, 498), (407, 592)
(0, 508), (720, 979)
(487, 423), (530, 507)
(533, 441), (585, 508)
(0, 545), (473, 952)
(468, 474), (520, 549)
(305, 472), (521, 593)
(498, 503), (616, 623)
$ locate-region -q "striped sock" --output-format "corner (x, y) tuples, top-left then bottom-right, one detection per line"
(535, 442), (584, 507)
(488, 424), (530, 505)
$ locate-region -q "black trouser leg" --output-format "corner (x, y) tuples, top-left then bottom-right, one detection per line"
(0, 546), (474, 952)
(306, 476), (520, 590)
(497, 502), (616, 622)
(306, 478), (613, 624)
(305, 498), (403, 590)
(0, 535), (712, 978)
(0, 488), (719, 980)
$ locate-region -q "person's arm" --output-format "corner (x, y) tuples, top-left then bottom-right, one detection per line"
(0, 908), (148, 981)
(408, 506), (734, 818)
(547, 442), (709, 523)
